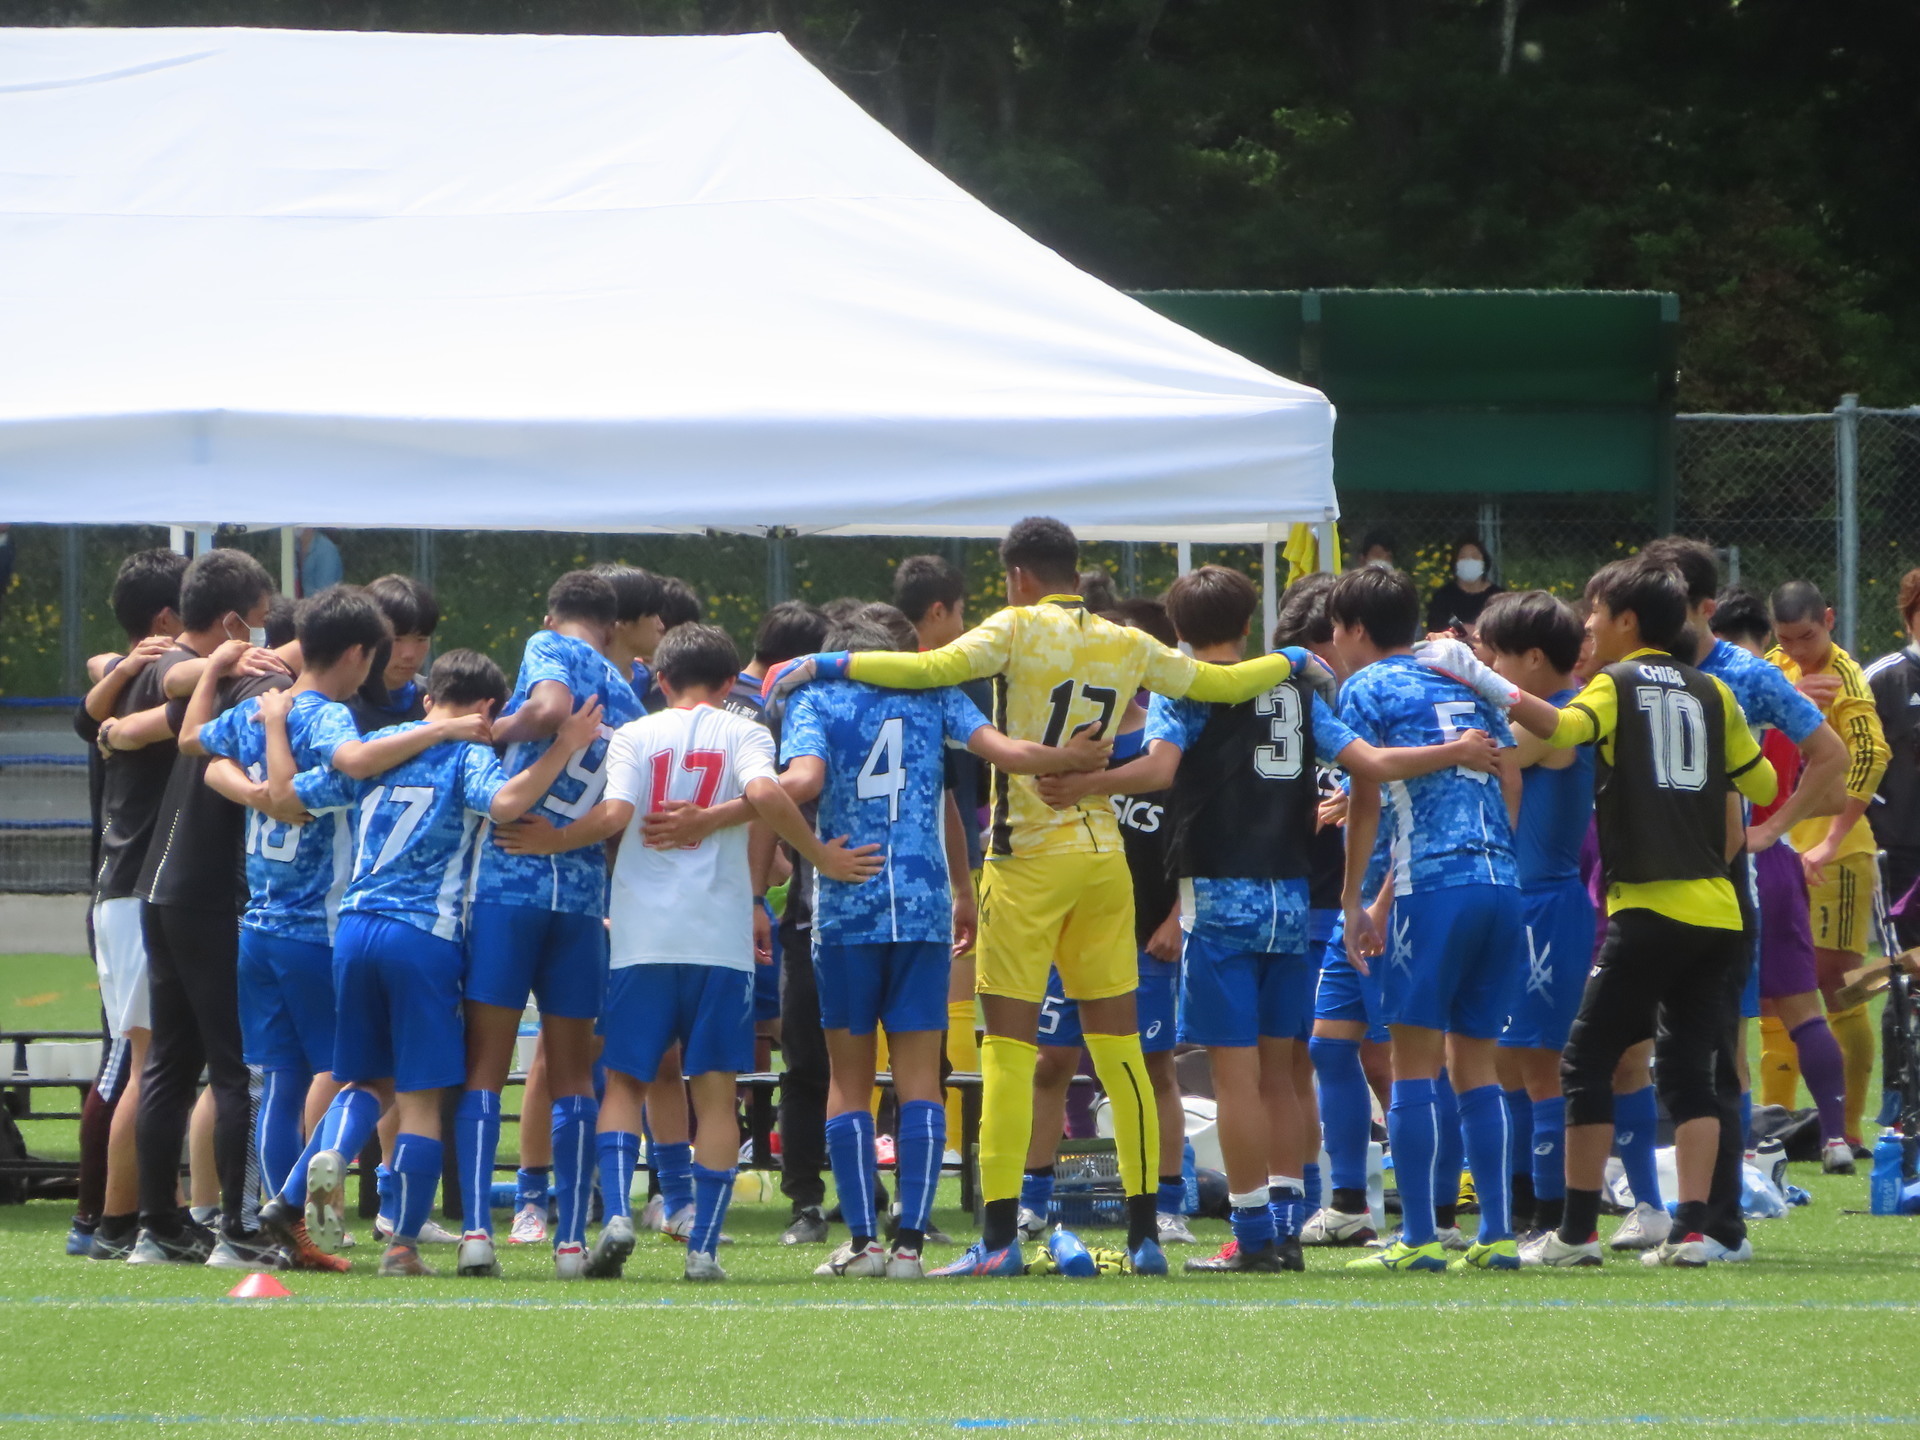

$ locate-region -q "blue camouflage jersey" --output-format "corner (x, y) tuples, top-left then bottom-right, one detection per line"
(1338, 655), (1518, 896)
(780, 679), (988, 945)
(470, 630), (643, 916)
(198, 690), (362, 946)
(1148, 690), (1360, 952)
(340, 726), (509, 943)
(1699, 638), (1823, 744)
(1515, 687), (1595, 889)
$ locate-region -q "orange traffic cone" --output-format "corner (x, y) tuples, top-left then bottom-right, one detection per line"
(227, 1272), (292, 1299)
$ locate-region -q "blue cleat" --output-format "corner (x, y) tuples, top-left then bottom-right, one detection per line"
(1046, 1227), (1098, 1278)
(1128, 1237), (1169, 1276)
(65, 1225), (94, 1257)
(928, 1240), (1027, 1278)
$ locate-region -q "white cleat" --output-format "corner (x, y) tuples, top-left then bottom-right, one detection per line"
(553, 1241), (588, 1279)
(1300, 1207), (1377, 1247)
(585, 1215), (636, 1279)
(456, 1231), (500, 1278)
(305, 1150), (348, 1255)
(1644, 1233), (1710, 1268)
(684, 1248), (727, 1282)
(1821, 1138), (1857, 1175)
(662, 1203), (732, 1245)
(885, 1247), (926, 1280)
(508, 1204), (547, 1245)
(1156, 1212), (1198, 1245)
(814, 1239), (888, 1277)
(1519, 1231), (1603, 1268)
(1609, 1202), (1672, 1251)
(376, 1215), (461, 1246)
(1015, 1206), (1050, 1243)
(1701, 1235), (1753, 1263)
(639, 1194), (667, 1233)
(1433, 1225), (1471, 1253)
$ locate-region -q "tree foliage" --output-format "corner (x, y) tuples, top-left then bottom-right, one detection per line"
(13, 0), (1918, 410)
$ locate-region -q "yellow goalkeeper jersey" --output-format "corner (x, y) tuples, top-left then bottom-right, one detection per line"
(1768, 642), (1889, 859)
(846, 594), (1294, 858)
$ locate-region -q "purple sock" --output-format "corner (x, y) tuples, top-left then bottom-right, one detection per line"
(1790, 1016), (1848, 1144)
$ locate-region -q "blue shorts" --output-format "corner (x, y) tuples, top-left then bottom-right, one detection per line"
(813, 939), (950, 1036)
(1501, 877), (1597, 1052)
(331, 912), (465, 1093)
(1038, 955), (1177, 1054)
(1740, 930), (1762, 1020)
(602, 963), (753, 1081)
(754, 914), (782, 1022)
(1381, 884), (1524, 1040)
(1179, 930), (1310, 1048)
(1314, 917), (1389, 1043)
(464, 903), (608, 1020)
(238, 927), (336, 1074)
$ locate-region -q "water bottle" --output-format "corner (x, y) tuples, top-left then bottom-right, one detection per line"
(1181, 1138), (1198, 1216)
(1046, 1225), (1098, 1277)
(1365, 1140), (1386, 1237)
(1870, 1129), (1905, 1216)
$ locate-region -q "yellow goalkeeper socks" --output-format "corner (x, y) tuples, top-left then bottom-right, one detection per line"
(944, 1000), (979, 1143)
(977, 1035), (1039, 1205)
(1759, 1014), (1800, 1111)
(1829, 1002), (1875, 1142)
(1083, 1030), (1159, 1200)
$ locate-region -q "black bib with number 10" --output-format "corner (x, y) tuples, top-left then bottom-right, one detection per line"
(1169, 677), (1317, 881)
(1593, 657), (1730, 889)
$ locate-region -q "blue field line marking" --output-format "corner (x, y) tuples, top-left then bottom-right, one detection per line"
(3, 1415), (1920, 1429)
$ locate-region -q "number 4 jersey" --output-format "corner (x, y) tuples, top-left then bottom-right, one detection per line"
(601, 703), (779, 972)
(779, 680), (989, 945)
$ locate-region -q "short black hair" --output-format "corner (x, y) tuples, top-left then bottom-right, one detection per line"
(754, 601), (829, 667)
(1453, 534), (1489, 562)
(1078, 569), (1119, 613)
(592, 563), (667, 624)
(428, 648), (509, 717)
(1272, 573), (1336, 650)
(999, 517), (1079, 589)
(1710, 586), (1771, 646)
(179, 548), (275, 633)
(892, 555), (966, 624)
(1165, 565), (1256, 649)
(1105, 597), (1177, 649)
(1328, 566), (1420, 650)
(820, 597), (864, 626)
(657, 576), (703, 631)
(855, 601), (917, 652)
(262, 594), (299, 650)
(1642, 537), (1719, 606)
(545, 570), (617, 629)
(110, 548), (190, 641)
(655, 623), (739, 692)
(1771, 579), (1829, 627)
(825, 620), (899, 655)
(1357, 527), (1397, 559)
(364, 573), (440, 638)
(298, 586), (390, 670)
(1590, 556), (1690, 653)
(1476, 590), (1584, 673)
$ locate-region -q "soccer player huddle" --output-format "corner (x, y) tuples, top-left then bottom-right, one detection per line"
(69, 516), (1889, 1281)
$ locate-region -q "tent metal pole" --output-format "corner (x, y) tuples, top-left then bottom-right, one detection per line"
(1261, 539), (1279, 649)
(1176, 541), (1192, 575)
(280, 527), (297, 595)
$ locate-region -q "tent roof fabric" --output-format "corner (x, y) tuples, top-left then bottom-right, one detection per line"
(0, 28), (1335, 540)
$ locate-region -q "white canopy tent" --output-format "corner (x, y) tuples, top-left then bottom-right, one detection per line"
(0, 25), (1334, 573)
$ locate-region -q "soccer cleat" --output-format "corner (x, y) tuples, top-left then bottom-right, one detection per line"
(188, 1204), (220, 1229)
(1015, 1206), (1050, 1242)
(1347, 1239), (1448, 1272)
(376, 1214), (462, 1246)
(206, 1230), (286, 1272)
(1156, 1212), (1198, 1245)
(457, 1231), (501, 1278)
(1608, 1202), (1672, 1251)
(1701, 1235), (1754, 1263)
(259, 1199), (351, 1273)
(1300, 1207), (1376, 1247)
(1274, 1235), (1306, 1272)
(1433, 1225), (1472, 1252)
(553, 1241), (588, 1279)
(1201, 1238), (1238, 1266)
(65, 1223), (96, 1257)
(1127, 1237), (1169, 1276)
(304, 1149), (349, 1255)
(1448, 1239), (1520, 1271)
(639, 1194), (667, 1232)
(661, 1203), (732, 1245)
(928, 1240), (1027, 1278)
(377, 1243), (435, 1277)
(885, 1202), (952, 1247)
(1646, 1233), (1710, 1268)
(1046, 1227), (1098, 1278)
(1185, 1239), (1281, 1273)
(814, 1239), (888, 1277)
(1519, 1231), (1603, 1268)
(780, 1206), (828, 1245)
(684, 1248), (727, 1282)
(885, 1247), (925, 1280)
(585, 1216), (636, 1279)
(1822, 1138), (1857, 1175)
(508, 1204), (547, 1245)
(87, 1230), (135, 1262)
(126, 1222), (217, 1266)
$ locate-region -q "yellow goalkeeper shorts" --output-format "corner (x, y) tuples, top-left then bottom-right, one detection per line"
(975, 850), (1138, 1004)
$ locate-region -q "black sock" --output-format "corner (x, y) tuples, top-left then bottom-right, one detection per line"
(850, 1233), (874, 1251)
(1331, 1186), (1368, 1216)
(1025, 1164), (1054, 1179)
(1510, 1172), (1535, 1230)
(1434, 1202), (1458, 1230)
(1558, 1188), (1601, 1245)
(982, 1197), (1019, 1252)
(1126, 1193), (1157, 1251)
(97, 1212), (137, 1241)
(1158, 1173), (1182, 1190)
(1534, 1195), (1564, 1233)
(895, 1227), (924, 1253)
(1673, 1200), (1710, 1238)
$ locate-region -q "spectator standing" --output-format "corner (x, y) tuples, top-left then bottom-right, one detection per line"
(1866, 567), (1920, 949)
(296, 529), (344, 597)
(1426, 536), (1505, 634)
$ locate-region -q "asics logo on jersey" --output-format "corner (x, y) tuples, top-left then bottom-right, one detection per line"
(1388, 912), (1413, 976)
(1110, 797), (1164, 834)
(1908, 693), (1920, 707)
(1144, 1020), (1162, 1041)
(1524, 926), (1554, 999)
(1533, 1141), (1554, 1157)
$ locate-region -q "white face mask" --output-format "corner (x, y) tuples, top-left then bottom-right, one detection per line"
(223, 614), (268, 648)
(1456, 557), (1487, 584)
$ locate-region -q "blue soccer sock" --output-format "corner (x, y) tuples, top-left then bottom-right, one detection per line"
(1739, 1089), (1753, 1149)
(689, 1162), (735, 1257)
(1156, 1176), (1185, 1217)
(894, 1100), (944, 1241)
(596, 1131), (640, 1223)
(1302, 1161), (1322, 1214)
(653, 1141), (694, 1217)
(453, 1089), (502, 1235)
(1457, 1084), (1513, 1243)
(376, 1165), (396, 1230)
(1503, 1087), (1533, 1183)
(1614, 1085), (1662, 1210)
(1021, 1165), (1055, 1220)
(1433, 1070), (1463, 1218)
(1309, 1036), (1370, 1198)
(1387, 1078), (1440, 1247)
(388, 1132), (443, 1245)
(825, 1110), (878, 1246)
(550, 1094), (599, 1248)
(1267, 1177), (1306, 1239)
(516, 1166), (550, 1211)
(255, 1067), (307, 1202)
(1230, 1189), (1277, 1253)
(1531, 1096), (1567, 1202)
(283, 1087), (381, 1207)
